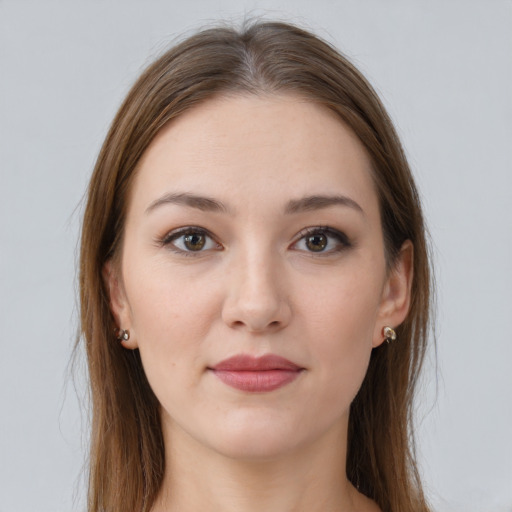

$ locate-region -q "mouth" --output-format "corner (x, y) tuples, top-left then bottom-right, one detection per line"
(208, 354), (304, 392)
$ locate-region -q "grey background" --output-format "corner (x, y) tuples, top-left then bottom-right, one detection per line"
(1, 1), (511, 511)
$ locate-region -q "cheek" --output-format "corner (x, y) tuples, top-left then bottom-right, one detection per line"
(122, 258), (224, 395)
(301, 269), (382, 399)
(125, 255), (221, 338)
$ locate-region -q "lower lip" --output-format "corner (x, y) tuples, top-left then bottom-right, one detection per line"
(210, 369), (302, 392)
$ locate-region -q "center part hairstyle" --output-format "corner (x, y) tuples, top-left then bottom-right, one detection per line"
(79, 21), (434, 512)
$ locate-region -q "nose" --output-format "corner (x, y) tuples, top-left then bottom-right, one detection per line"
(221, 249), (292, 334)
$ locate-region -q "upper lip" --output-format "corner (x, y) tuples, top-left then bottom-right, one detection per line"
(210, 354), (303, 371)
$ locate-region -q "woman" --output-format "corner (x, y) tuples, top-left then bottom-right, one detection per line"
(79, 21), (433, 512)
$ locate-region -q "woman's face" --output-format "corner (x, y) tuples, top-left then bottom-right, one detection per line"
(107, 95), (412, 459)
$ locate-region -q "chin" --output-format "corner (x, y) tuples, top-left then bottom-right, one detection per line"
(211, 431), (303, 461)
(198, 411), (320, 461)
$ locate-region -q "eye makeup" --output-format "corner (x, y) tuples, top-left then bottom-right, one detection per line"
(155, 224), (353, 258)
(156, 226), (222, 256)
(290, 226), (353, 256)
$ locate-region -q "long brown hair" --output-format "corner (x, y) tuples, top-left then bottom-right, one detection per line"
(79, 21), (434, 512)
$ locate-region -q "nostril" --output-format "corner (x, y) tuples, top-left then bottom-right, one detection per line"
(228, 319), (283, 332)
(221, 290), (292, 332)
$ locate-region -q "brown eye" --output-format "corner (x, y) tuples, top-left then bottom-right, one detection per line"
(305, 233), (328, 252)
(162, 227), (220, 254)
(292, 227), (351, 255)
(184, 233), (206, 251)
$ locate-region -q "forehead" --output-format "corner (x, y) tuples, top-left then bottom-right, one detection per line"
(131, 94), (377, 215)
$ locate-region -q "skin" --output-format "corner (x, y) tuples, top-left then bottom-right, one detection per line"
(106, 95), (413, 512)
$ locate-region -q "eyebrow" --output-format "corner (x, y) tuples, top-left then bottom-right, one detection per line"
(145, 192), (364, 216)
(145, 192), (230, 214)
(284, 195), (365, 216)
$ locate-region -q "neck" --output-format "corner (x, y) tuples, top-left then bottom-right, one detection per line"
(151, 416), (375, 512)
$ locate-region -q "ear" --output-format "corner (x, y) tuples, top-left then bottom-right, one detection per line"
(102, 260), (138, 349)
(372, 240), (414, 347)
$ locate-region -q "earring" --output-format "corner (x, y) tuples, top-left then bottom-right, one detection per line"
(383, 326), (397, 344)
(115, 328), (130, 342)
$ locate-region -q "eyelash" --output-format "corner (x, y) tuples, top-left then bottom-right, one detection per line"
(158, 225), (352, 256)
(158, 227), (220, 256)
(292, 226), (352, 255)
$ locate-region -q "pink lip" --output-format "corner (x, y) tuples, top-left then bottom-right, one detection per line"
(209, 354), (304, 392)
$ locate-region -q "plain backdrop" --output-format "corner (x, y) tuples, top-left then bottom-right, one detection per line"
(1, 1), (511, 511)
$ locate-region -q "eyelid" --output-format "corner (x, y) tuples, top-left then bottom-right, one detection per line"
(158, 226), (222, 254)
(290, 226), (351, 254)
(157, 225), (351, 256)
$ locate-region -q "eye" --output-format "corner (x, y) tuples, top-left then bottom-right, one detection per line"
(160, 227), (221, 254)
(292, 227), (351, 254)
(304, 232), (328, 252)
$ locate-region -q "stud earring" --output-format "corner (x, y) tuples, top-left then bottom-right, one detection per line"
(383, 326), (397, 343)
(115, 328), (130, 342)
